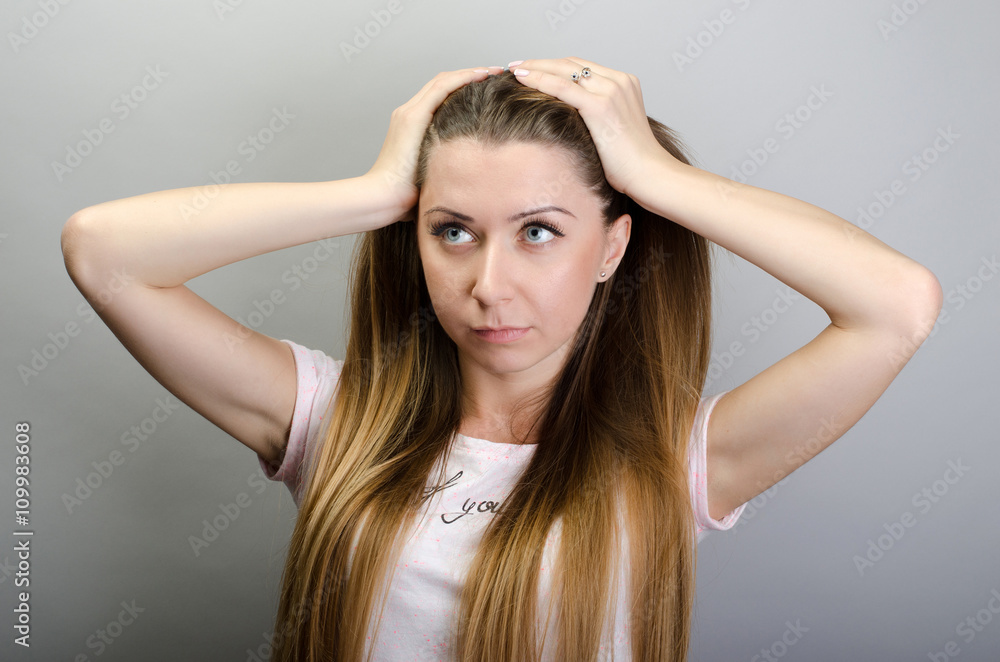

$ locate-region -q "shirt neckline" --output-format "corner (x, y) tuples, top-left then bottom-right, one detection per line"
(453, 431), (539, 450)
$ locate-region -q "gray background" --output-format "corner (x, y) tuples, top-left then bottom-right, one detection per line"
(2, 0), (998, 660)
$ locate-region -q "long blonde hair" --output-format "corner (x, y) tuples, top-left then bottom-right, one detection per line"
(270, 70), (713, 661)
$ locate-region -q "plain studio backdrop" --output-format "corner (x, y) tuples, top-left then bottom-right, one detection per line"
(2, 1), (998, 660)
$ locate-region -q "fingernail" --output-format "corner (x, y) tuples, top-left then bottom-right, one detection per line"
(474, 68), (489, 73)
(513, 68), (529, 77)
(507, 60), (524, 68)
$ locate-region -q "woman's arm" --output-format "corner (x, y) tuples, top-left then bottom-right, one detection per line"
(630, 158), (942, 518)
(62, 177), (406, 289)
(506, 57), (942, 519)
(628, 162), (938, 336)
(61, 65), (503, 466)
(61, 176), (406, 466)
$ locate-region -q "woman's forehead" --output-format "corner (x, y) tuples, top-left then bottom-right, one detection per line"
(428, 139), (581, 177)
(420, 141), (598, 215)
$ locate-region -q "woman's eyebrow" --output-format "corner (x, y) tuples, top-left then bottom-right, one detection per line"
(422, 205), (576, 222)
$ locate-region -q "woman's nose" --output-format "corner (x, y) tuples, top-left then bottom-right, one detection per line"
(470, 242), (515, 305)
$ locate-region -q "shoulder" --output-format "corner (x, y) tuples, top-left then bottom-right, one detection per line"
(257, 339), (344, 507)
(689, 390), (747, 540)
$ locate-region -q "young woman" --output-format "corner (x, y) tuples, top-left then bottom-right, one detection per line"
(61, 58), (942, 661)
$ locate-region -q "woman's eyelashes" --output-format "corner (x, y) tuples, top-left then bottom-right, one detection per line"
(427, 218), (566, 245)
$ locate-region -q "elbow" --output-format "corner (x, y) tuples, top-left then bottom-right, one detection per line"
(61, 207), (105, 285)
(61, 208), (88, 266)
(893, 265), (944, 347)
(871, 266), (942, 373)
(910, 265), (943, 331)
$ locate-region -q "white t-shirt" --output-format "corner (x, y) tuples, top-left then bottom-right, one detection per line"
(258, 339), (746, 661)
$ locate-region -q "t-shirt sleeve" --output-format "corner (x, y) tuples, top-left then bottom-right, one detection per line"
(256, 339), (344, 508)
(690, 390), (747, 543)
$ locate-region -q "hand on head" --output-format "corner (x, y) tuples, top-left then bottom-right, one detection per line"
(365, 65), (505, 216)
(504, 57), (671, 199)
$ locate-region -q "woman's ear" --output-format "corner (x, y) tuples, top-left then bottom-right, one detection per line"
(600, 213), (631, 279)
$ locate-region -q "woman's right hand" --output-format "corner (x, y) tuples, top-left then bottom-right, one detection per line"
(364, 65), (504, 219)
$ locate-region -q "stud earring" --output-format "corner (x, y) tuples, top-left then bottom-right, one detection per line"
(600, 271), (607, 278)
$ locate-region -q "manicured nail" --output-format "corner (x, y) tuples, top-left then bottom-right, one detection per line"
(513, 68), (529, 76)
(507, 60), (524, 68)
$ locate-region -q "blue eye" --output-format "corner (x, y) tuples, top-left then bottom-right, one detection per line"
(428, 218), (565, 245)
(524, 224), (557, 243)
(427, 222), (473, 244)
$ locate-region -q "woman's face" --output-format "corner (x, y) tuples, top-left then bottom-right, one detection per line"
(416, 139), (630, 384)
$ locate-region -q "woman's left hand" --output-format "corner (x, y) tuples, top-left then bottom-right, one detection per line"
(506, 57), (675, 199)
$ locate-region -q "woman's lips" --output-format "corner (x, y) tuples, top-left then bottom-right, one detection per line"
(472, 327), (530, 343)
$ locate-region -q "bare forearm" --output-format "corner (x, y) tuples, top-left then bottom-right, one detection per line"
(631, 157), (941, 331)
(61, 176), (405, 289)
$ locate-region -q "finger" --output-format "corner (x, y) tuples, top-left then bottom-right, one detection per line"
(513, 57), (617, 83)
(515, 58), (624, 99)
(560, 56), (608, 77)
(561, 57), (633, 86)
(509, 62), (600, 107)
(406, 66), (494, 113)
